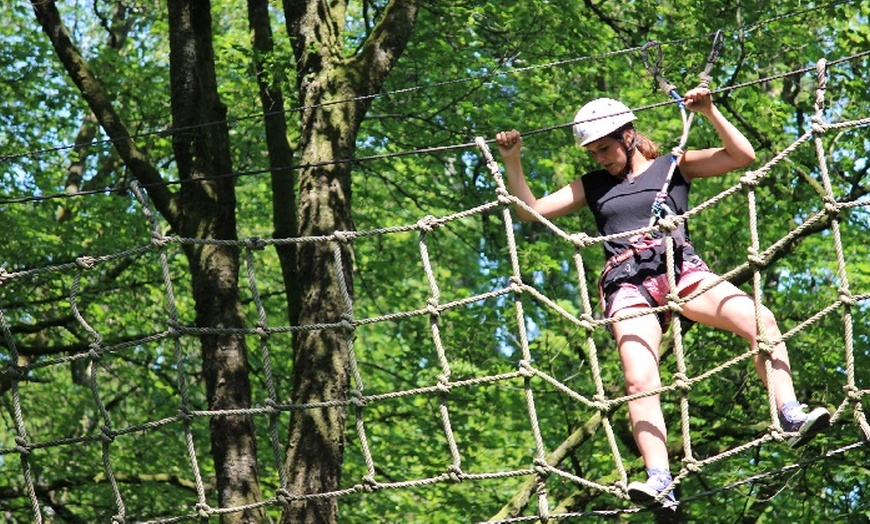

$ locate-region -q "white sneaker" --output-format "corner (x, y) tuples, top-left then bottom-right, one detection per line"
(627, 475), (677, 510)
(782, 406), (831, 448)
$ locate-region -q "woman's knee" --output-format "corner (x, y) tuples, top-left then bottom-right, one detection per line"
(623, 367), (661, 395)
(754, 304), (782, 338)
(726, 302), (781, 341)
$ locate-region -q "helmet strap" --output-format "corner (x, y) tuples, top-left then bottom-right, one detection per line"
(613, 126), (638, 180)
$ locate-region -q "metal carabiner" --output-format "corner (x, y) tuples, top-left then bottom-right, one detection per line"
(698, 29), (725, 89)
(707, 29), (725, 66)
(641, 40), (682, 104)
(641, 40), (664, 78)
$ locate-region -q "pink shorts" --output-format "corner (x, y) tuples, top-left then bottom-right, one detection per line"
(605, 256), (714, 325)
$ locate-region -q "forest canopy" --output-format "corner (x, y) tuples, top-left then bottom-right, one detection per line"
(1, 1), (868, 523)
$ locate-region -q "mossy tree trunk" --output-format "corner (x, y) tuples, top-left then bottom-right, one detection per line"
(281, 1), (418, 523)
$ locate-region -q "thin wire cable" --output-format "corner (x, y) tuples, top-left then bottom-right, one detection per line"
(2, 47), (868, 207)
(2, 0), (854, 165)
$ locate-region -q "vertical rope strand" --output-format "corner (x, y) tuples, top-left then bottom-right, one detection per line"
(242, 242), (289, 490)
(0, 303), (42, 523)
(477, 137), (551, 522)
(809, 59), (863, 436)
(69, 267), (127, 522)
(417, 221), (464, 480)
(571, 240), (629, 490)
(129, 181), (210, 510)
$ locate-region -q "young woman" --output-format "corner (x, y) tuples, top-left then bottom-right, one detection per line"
(495, 88), (830, 508)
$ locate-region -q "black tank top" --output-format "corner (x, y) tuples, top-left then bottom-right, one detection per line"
(581, 155), (691, 259)
(582, 155), (703, 300)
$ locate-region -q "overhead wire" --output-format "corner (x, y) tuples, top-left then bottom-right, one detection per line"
(0, 0), (864, 206)
(2, 48), (868, 207)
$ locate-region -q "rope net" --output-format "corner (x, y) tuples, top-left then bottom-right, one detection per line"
(1, 56), (869, 523)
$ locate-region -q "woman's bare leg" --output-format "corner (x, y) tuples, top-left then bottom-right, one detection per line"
(680, 277), (797, 408)
(612, 309), (670, 469)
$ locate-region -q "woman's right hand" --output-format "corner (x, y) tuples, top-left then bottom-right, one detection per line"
(496, 129), (522, 160)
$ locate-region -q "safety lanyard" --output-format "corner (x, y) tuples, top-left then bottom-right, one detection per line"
(641, 31), (725, 232)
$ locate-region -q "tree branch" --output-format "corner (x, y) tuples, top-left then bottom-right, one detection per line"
(30, 0), (178, 226)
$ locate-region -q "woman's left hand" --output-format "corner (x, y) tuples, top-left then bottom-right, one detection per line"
(683, 87), (714, 115)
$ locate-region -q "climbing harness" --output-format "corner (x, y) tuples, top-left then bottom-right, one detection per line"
(597, 32), (728, 307)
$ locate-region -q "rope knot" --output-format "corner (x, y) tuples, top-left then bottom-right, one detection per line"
(362, 475), (379, 490)
(417, 215), (439, 232)
(592, 394), (612, 413)
(0, 268), (8, 283)
(101, 425), (116, 443)
(757, 338), (776, 356)
(496, 188), (513, 206)
(426, 298), (440, 317)
(533, 458), (550, 478)
(746, 247), (765, 267)
(838, 287), (856, 307)
(657, 215), (678, 232)
(339, 314), (355, 333)
(673, 372), (691, 392)
(194, 503), (211, 518)
(167, 320), (182, 338)
(254, 322), (270, 339)
(612, 480), (629, 498)
(670, 146), (684, 157)
(446, 464), (463, 483)
(822, 196), (840, 216)
(76, 256), (97, 269)
(88, 344), (103, 361)
(436, 375), (452, 394)
(570, 232), (592, 248)
(666, 293), (683, 314)
(150, 232), (171, 247)
(518, 360), (533, 377)
(111, 515), (126, 524)
(843, 384), (863, 401)
(508, 276), (524, 294)
(243, 236), (267, 250)
(355, 476), (377, 492)
(178, 406), (194, 422)
(333, 230), (356, 243)
(769, 425), (787, 442)
(14, 436), (31, 455)
(739, 171), (760, 187)
(682, 458), (702, 474)
(811, 119), (827, 135)
(579, 314), (595, 331)
(349, 389), (367, 407)
(276, 488), (295, 504)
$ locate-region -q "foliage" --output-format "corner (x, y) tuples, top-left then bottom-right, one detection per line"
(1, 0), (869, 522)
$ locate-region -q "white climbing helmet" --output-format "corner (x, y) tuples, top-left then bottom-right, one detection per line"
(572, 98), (637, 147)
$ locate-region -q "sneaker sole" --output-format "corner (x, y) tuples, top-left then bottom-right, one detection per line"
(788, 408), (831, 448)
(627, 481), (677, 510)
(627, 482), (658, 506)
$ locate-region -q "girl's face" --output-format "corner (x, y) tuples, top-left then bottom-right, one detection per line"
(584, 136), (627, 176)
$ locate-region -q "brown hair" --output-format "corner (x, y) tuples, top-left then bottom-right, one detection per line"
(611, 124), (660, 159)
(635, 131), (660, 159)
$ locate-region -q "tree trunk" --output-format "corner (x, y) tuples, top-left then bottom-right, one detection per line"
(167, 1), (264, 521)
(280, 64), (357, 524)
(281, 1), (418, 522)
(248, 0), (301, 326)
